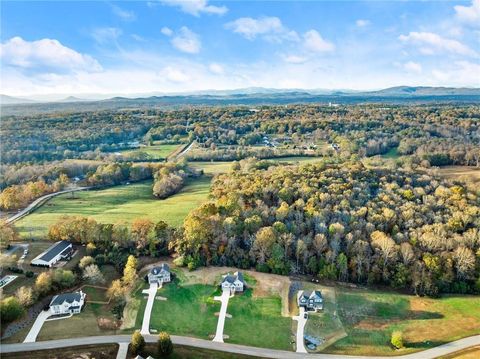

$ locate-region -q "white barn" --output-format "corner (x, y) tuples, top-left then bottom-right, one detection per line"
(49, 291), (86, 315)
(31, 241), (73, 268)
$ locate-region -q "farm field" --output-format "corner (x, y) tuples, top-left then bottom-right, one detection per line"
(14, 177), (211, 238)
(323, 288), (480, 356)
(120, 144), (182, 160)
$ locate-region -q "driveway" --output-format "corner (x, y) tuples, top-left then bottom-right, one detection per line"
(292, 306), (307, 353)
(23, 310), (50, 343)
(116, 342), (128, 359)
(212, 288), (231, 343)
(140, 282), (158, 335)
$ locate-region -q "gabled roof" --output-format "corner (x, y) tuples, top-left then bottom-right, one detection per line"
(150, 263), (170, 275)
(221, 271), (245, 285)
(35, 241), (72, 262)
(50, 291), (83, 306)
(300, 290), (323, 301)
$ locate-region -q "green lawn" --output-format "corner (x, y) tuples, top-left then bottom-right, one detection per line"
(382, 147), (400, 159)
(15, 177), (211, 238)
(136, 279), (220, 339)
(323, 289), (480, 356)
(121, 144), (182, 160)
(224, 289), (293, 350)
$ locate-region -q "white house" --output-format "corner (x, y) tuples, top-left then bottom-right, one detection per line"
(220, 271), (245, 293)
(147, 263), (171, 284)
(49, 291), (86, 315)
(31, 241), (73, 268)
(298, 290), (323, 312)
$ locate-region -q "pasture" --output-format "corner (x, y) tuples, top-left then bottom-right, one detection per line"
(14, 177), (211, 238)
(120, 144), (182, 160)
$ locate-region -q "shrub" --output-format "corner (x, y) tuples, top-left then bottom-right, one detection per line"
(157, 331), (173, 357)
(391, 331), (404, 349)
(130, 330), (145, 355)
(25, 271), (34, 278)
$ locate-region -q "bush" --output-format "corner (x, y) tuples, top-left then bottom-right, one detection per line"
(25, 271), (34, 278)
(157, 331), (173, 357)
(130, 330), (145, 356)
(391, 331), (404, 349)
(8, 267), (24, 274)
(0, 296), (24, 323)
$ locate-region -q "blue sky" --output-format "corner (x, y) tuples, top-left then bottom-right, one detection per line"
(1, 0), (479, 97)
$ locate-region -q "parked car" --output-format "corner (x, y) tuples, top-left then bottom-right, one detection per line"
(304, 312), (308, 319)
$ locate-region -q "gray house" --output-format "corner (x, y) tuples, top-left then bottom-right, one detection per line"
(220, 271), (245, 293)
(147, 263), (171, 284)
(298, 290), (323, 311)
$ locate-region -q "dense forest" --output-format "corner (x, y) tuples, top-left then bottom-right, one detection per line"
(174, 159), (480, 296)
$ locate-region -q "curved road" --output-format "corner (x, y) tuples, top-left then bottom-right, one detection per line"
(1, 334), (479, 358)
(5, 187), (90, 225)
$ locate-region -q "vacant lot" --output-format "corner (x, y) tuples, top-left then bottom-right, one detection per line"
(435, 166), (480, 187)
(1, 344), (119, 359)
(323, 288), (480, 356)
(15, 177), (211, 238)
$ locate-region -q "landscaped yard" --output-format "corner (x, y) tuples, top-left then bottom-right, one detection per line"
(135, 278), (220, 338)
(224, 289), (293, 350)
(323, 288), (480, 356)
(14, 177), (211, 238)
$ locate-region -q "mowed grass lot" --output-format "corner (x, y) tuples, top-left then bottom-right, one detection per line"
(15, 177), (211, 238)
(323, 289), (480, 356)
(224, 289), (293, 350)
(121, 144), (182, 160)
(136, 279), (220, 338)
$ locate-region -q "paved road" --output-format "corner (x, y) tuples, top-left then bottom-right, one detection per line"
(2, 334), (479, 359)
(212, 288), (231, 343)
(293, 306), (307, 353)
(175, 141), (195, 159)
(140, 282), (158, 335)
(6, 187), (90, 224)
(23, 310), (50, 343)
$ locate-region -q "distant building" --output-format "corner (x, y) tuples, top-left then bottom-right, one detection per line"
(31, 241), (73, 268)
(220, 271), (245, 293)
(298, 290), (323, 312)
(147, 263), (171, 285)
(49, 291), (86, 315)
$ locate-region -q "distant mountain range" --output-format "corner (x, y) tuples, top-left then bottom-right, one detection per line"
(1, 86), (479, 116)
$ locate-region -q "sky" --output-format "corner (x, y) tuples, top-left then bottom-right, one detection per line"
(1, 0), (480, 98)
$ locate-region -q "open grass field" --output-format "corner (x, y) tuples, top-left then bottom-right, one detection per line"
(224, 289), (293, 350)
(120, 144), (182, 160)
(435, 166), (480, 186)
(382, 147), (400, 159)
(14, 177), (211, 238)
(323, 288), (480, 356)
(136, 278), (220, 338)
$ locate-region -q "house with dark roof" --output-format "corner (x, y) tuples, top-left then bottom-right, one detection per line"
(147, 263), (171, 284)
(220, 271), (245, 293)
(298, 290), (323, 312)
(31, 241), (73, 268)
(49, 290), (86, 315)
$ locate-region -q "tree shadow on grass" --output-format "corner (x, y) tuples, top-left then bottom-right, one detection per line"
(407, 340), (448, 349)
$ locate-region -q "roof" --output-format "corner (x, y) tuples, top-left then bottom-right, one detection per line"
(221, 271), (245, 285)
(150, 263), (170, 275)
(50, 291), (83, 306)
(300, 290), (323, 301)
(35, 241), (72, 263)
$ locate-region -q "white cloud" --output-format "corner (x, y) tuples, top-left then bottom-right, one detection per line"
(171, 27), (201, 54)
(160, 0), (227, 16)
(399, 31), (477, 57)
(92, 27), (122, 44)
(161, 27), (173, 37)
(111, 4), (136, 21)
(163, 66), (190, 82)
(283, 54), (308, 64)
(431, 60), (480, 86)
(209, 63), (224, 75)
(356, 19), (371, 27)
(403, 61), (422, 73)
(303, 30), (335, 53)
(225, 17), (299, 42)
(0, 37), (102, 73)
(454, 0), (480, 27)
